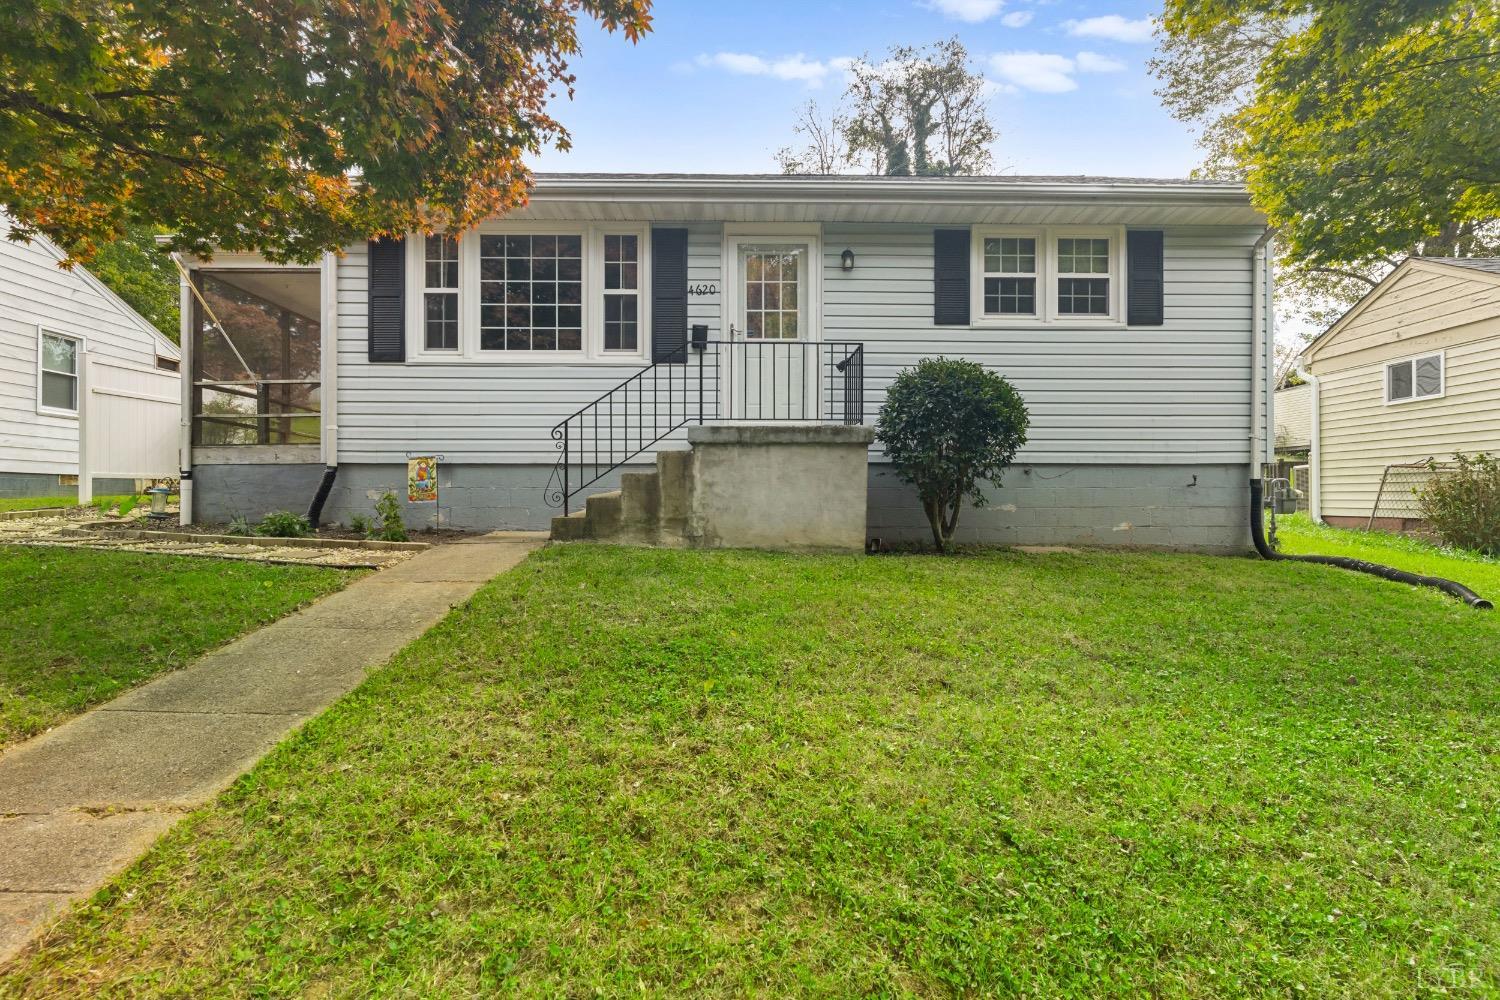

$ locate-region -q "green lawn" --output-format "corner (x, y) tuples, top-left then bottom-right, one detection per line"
(1276, 512), (1500, 599)
(0, 546), (354, 747)
(0, 496), (76, 513)
(4, 544), (1496, 997)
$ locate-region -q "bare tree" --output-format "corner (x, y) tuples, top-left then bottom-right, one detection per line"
(775, 102), (851, 174)
(777, 37), (997, 177)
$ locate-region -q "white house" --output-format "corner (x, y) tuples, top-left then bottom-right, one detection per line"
(174, 174), (1274, 552)
(1299, 257), (1500, 529)
(1, 215), (182, 499)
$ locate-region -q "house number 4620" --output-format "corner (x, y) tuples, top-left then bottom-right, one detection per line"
(688, 283), (718, 296)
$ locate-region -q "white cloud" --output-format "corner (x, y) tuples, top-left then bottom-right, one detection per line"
(986, 49), (1126, 93)
(922, 0), (1005, 22)
(694, 52), (843, 87)
(1063, 14), (1155, 43)
(1075, 51), (1126, 73)
(988, 52), (1078, 93)
(1000, 10), (1034, 27)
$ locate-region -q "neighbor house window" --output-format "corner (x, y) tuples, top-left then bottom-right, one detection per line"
(602, 234), (640, 351)
(478, 234), (584, 352)
(423, 235), (460, 351)
(1386, 353), (1443, 403)
(39, 330), (80, 414)
(981, 236), (1037, 316)
(1056, 237), (1111, 316)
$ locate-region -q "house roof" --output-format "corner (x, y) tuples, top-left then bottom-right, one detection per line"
(1424, 257), (1500, 275)
(520, 172), (1262, 227)
(1301, 256), (1500, 367)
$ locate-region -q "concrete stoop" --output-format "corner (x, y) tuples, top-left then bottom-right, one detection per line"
(550, 449), (691, 546)
(549, 423), (875, 552)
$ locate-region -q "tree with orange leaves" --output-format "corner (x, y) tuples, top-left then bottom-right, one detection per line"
(0, 0), (652, 263)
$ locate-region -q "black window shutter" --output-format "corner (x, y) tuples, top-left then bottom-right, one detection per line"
(1126, 230), (1165, 326)
(933, 228), (970, 326)
(367, 237), (406, 362)
(651, 227), (689, 363)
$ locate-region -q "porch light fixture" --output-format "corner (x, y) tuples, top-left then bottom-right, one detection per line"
(840, 249), (855, 272)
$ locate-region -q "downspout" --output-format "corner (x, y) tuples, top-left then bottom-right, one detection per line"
(1249, 227), (1274, 485)
(1296, 360), (1321, 523)
(175, 255), (194, 525)
(306, 250), (339, 528)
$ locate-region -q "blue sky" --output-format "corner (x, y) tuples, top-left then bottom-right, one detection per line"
(532, 0), (1202, 178)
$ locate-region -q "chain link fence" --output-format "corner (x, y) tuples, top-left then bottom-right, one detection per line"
(1368, 460), (1461, 529)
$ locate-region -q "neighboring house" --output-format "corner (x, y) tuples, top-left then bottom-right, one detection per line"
(1300, 257), (1500, 529)
(174, 174), (1274, 552)
(1273, 381), (1312, 460)
(1, 214), (182, 498)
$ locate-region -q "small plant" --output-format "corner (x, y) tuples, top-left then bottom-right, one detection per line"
(90, 496), (111, 512)
(876, 357), (1030, 552)
(348, 513), (373, 537)
(373, 492), (407, 542)
(225, 515), (254, 536)
(1418, 453), (1500, 555)
(115, 495), (140, 517)
(256, 510), (311, 538)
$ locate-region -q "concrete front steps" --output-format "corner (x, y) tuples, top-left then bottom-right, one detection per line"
(550, 449), (691, 546)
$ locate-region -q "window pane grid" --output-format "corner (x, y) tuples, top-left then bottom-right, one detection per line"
(603, 234), (640, 351)
(981, 236), (1037, 316)
(1057, 277), (1110, 316)
(40, 333), (79, 411)
(1057, 237), (1110, 275)
(479, 234), (584, 351)
(745, 250), (801, 340)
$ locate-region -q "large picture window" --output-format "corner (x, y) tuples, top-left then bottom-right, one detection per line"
(38, 330), (80, 414)
(408, 225), (648, 361)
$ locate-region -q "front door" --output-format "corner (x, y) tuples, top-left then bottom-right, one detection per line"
(726, 240), (819, 420)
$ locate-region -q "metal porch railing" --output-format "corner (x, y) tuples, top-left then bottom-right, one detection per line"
(547, 339), (865, 513)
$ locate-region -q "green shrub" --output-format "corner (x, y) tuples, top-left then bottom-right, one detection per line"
(348, 513), (373, 537)
(256, 510), (310, 538)
(115, 495), (140, 517)
(373, 492), (407, 542)
(1418, 453), (1500, 554)
(89, 495), (112, 512)
(225, 516), (254, 537)
(875, 357), (1030, 552)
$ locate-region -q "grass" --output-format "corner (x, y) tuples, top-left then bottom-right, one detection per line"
(3, 544), (1497, 997)
(0, 496), (76, 513)
(0, 546), (355, 747)
(1275, 512), (1500, 599)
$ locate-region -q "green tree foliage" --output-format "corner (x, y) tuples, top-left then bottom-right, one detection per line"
(0, 0), (652, 264)
(778, 38), (997, 177)
(1157, 1), (1498, 268)
(87, 223), (179, 339)
(876, 358), (1029, 552)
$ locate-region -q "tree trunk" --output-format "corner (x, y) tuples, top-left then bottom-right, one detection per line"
(924, 496), (947, 552)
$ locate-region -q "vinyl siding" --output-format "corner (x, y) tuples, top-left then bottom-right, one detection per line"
(1317, 320), (1500, 518)
(0, 229), (173, 475)
(335, 223), (1260, 466)
(1274, 382), (1312, 450)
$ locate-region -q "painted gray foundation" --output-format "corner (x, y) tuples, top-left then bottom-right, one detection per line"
(190, 458), (1251, 552)
(0, 473), (145, 500)
(869, 462), (1251, 553)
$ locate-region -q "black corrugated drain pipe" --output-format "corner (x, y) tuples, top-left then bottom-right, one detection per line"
(1250, 480), (1491, 610)
(306, 465), (339, 530)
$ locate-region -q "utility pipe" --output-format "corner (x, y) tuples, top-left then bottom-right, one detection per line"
(306, 250), (340, 528)
(1296, 360), (1322, 523)
(174, 255), (194, 525)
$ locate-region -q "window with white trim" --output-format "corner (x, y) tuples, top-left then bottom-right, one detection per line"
(1055, 237), (1111, 316)
(39, 331), (80, 414)
(981, 235), (1037, 317)
(1386, 353), (1443, 403)
(410, 225), (646, 360)
(602, 233), (640, 351)
(423, 235), (460, 351)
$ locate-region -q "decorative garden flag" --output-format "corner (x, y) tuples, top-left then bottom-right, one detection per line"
(407, 456), (438, 503)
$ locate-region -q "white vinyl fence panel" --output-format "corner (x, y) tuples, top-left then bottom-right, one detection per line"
(78, 354), (179, 501)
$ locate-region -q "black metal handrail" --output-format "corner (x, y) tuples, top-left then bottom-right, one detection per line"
(547, 339), (865, 513)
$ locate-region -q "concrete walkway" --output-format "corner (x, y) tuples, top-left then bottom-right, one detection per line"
(0, 531), (544, 963)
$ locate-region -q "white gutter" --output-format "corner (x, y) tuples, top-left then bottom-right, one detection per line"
(1250, 228), (1275, 485)
(1296, 360), (1322, 522)
(174, 255), (193, 525)
(320, 251), (339, 467)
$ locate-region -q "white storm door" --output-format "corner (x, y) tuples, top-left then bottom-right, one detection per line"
(726, 241), (819, 420)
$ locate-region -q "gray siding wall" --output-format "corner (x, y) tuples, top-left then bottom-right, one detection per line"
(335, 223), (1258, 470)
(1, 227), (174, 477)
